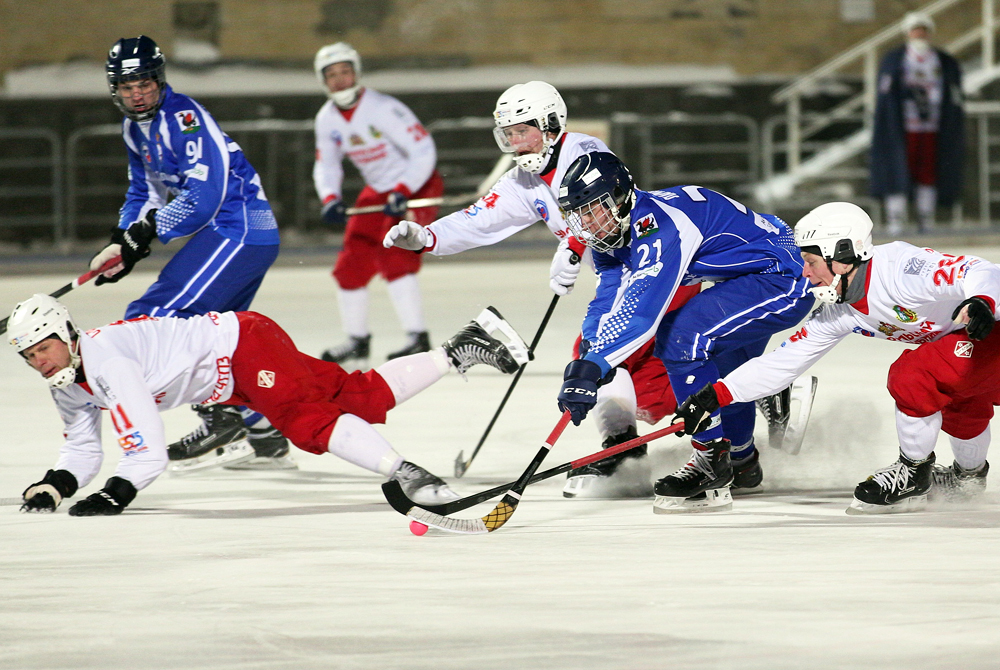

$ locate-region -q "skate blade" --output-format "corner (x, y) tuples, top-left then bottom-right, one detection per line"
(168, 440), (255, 475)
(475, 307), (530, 366)
(653, 488), (733, 514)
(845, 493), (928, 515)
(224, 455), (299, 471)
(780, 375), (818, 456)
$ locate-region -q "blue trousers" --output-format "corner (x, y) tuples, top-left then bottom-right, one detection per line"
(654, 272), (814, 446)
(125, 227), (279, 320)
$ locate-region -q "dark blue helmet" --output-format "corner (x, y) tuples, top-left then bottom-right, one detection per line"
(106, 36), (167, 121)
(557, 152), (635, 253)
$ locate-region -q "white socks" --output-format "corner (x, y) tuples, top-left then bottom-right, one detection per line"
(386, 273), (426, 333)
(375, 349), (450, 405)
(950, 426), (990, 470)
(895, 407), (942, 462)
(885, 194), (907, 232)
(915, 185), (937, 228)
(328, 413), (403, 476)
(337, 287), (369, 338)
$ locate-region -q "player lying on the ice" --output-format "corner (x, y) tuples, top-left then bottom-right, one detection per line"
(9, 295), (527, 516)
(671, 202), (1000, 514)
(554, 152), (815, 513)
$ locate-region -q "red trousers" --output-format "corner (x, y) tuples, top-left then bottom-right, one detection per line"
(333, 171), (445, 290)
(222, 312), (397, 454)
(906, 131), (937, 186)
(888, 327), (1000, 440)
(574, 284), (702, 425)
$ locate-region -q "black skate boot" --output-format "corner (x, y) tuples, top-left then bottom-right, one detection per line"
(563, 426), (646, 498)
(931, 460), (989, 502)
(321, 334), (371, 369)
(653, 438), (733, 513)
(167, 405), (254, 473)
(731, 446), (763, 490)
(848, 452), (935, 514)
(224, 425), (298, 470)
(391, 461), (459, 505)
(442, 307), (528, 375)
(387, 331), (431, 360)
(755, 376), (817, 455)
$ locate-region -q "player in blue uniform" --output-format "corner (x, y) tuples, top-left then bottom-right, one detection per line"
(88, 36), (289, 469)
(555, 152), (814, 512)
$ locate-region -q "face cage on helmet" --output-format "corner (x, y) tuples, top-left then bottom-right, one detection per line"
(109, 67), (167, 122)
(564, 194), (629, 254)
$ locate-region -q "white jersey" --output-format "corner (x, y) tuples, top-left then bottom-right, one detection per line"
(423, 132), (609, 255)
(903, 44), (943, 133)
(313, 88), (436, 201)
(723, 242), (1000, 403)
(50, 312), (241, 492)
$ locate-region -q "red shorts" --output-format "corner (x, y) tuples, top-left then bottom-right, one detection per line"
(333, 171), (445, 290)
(223, 312), (397, 454)
(573, 283), (701, 425)
(906, 131), (937, 186)
(887, 327), (1000, 440)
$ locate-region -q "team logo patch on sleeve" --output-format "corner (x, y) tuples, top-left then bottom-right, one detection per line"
(174, 110), (201, 134)
(534, 199), (549, 222)
(257, 370), (276, 388)
(954, 341), (974, 358)
(634, 214), (658, 238)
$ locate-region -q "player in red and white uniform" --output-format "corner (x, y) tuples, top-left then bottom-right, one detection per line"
(671, 202), (1000, 513)
(313, 43), (444, 369)
(10, 294), (527, 516)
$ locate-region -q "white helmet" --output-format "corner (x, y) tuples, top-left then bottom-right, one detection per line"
(493, 81), (568, 174)
(8, 294), (81, 389)
(795, 202), (875, 304)
(314, 42), (362, 108)
(902, 11), (935, 35)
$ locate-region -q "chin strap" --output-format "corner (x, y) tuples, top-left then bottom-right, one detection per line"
(47, 336), (82, 390)
(810, 260), (857, 305)
(516, 129), (565, 174)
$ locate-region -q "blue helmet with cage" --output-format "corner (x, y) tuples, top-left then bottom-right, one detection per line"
(557, 152), (635, 253)
(106, 36), (167, 121)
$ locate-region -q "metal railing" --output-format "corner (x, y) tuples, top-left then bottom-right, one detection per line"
(0, 128), (63, 241)
(772, 0), (996, 174)
(610, 111), (759, 193)
(968, 101), (1000, 227)
(761, 112), (867, 183)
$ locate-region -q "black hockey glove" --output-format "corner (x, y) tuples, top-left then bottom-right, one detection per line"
(67, 476), (137, 517)
(558, 359), (615, 426)
(321, 199), (347, 226)
(952, 297), (995, 341)
(93, 209), (158, 286)
(21, 469), (78, 513)
(672, 383), (721, 436)
(383, 190), (409, 218)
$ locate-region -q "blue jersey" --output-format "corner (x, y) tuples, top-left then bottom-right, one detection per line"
(582, 186), (806, 375)
(119, 85), (279, 246)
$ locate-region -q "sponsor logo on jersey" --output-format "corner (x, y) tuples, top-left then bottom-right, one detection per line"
(904, 258), (927, 275)
(954, 340), (974, 358)
(852, 326), (876, 337)
(578, 139), (599, 152)
(141, 143), (152, 164)
(369, 125), (382, 139)
(174, 110), (201, 134)
(878, 321), (903, 337)
(185, 162), (210, 181)
(349, 133), (365, 146)
(634, 214), (658, 238)
(893, 305), (919, 323)
(205, 356), (232, 403)
(118, 431), (148, 456)
(534, 199), (549, 222)
(257, 370), (276, 388)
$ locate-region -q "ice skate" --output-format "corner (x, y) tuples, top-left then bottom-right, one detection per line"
(390, 461), (459, 505)
(224, 425), (298, 470)
(321, 334), (370, 371)
(931, 460), (989, 503)
(387, 331), (431, 360)
(167, 405), (255, 473)
(563, 426), (647, 498)
(755, 376), (817, 455)
(653, 438), (733, 513)
(731, 447), (763, 490)
(847, 452), (935, 514)
(442, 306), (529, 375)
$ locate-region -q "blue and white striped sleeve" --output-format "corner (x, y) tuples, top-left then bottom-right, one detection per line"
(581, 252), (624, 342)
(154, 102), (230, 242)
(118, 120), (167, 229)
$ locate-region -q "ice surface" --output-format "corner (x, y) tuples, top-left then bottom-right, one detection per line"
(2, 255), (1000, 670)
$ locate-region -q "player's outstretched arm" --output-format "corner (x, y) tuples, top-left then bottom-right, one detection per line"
(21, 469), (79, 513)
(383, 220), (429, 251)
